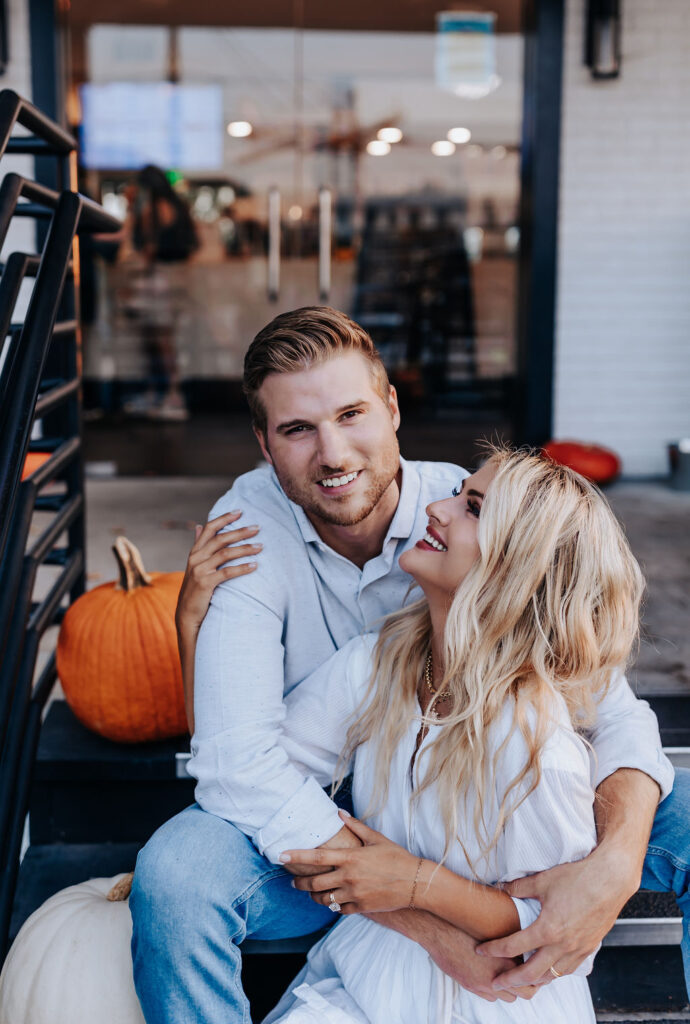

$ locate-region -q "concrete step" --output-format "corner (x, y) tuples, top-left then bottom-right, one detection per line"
(606, 891), (682, 946)
(597, 1016), (690, 1022)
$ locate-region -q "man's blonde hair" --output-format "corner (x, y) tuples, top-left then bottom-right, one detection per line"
(243, 306), (390, 434)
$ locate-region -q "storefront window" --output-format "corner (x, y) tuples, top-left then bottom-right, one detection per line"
(71, 13), (524, 472)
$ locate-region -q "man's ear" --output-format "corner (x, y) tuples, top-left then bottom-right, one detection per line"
(388, 385), (401, 432)
(253, 426), (273, 465)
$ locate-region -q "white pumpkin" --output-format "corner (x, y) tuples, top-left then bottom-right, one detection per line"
(0, 874), (144, 1024)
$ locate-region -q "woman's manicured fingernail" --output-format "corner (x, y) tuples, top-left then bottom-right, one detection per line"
(231, 509), (242, 515)
(247, 561), (257, 568)
(339, 809), (351, 818)
(279, 853), (291, 863)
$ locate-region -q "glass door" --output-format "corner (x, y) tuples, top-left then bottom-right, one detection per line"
(71, 11), (524, 472)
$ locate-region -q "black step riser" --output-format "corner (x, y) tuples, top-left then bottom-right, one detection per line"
(30, 780), (195, 843)
(589, 947), (688, 1013)
(647, 696), (690, 745)
(30, 702), (193, 843)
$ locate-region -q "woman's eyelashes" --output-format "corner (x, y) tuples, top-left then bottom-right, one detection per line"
(451, 485), (481, 518)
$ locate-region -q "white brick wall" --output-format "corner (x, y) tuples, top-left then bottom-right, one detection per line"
(554, 0), (690, 476)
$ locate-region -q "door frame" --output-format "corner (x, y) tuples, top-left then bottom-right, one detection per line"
(516, 0), (566, 445)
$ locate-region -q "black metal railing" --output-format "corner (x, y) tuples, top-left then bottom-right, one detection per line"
(0, 89), (120, 959)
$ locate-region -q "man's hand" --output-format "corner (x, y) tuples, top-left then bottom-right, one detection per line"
(478, 767), (659, 989)
(282, 824), (363, 878)
(476, 841), (639, 988)
(367, 909), (538, 1003)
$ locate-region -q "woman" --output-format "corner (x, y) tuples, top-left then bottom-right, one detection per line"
(177, 448), (643, 1023)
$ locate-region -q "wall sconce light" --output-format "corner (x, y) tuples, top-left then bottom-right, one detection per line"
(586, 0), (621, 79)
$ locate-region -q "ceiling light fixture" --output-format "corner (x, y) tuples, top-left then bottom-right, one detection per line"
(377, 127), (403, 144)
(431, 140), (456, 156)
(447, 127), (471, 145)
(367, 140), (391, 156)
(227, 121), (253, 138)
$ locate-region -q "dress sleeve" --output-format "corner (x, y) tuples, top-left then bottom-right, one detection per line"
(495, 709), (598, 974)
(280, 634), (377, 783)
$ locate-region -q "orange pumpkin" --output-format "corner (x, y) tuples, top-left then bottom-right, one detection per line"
(21, 452), (51, 480)
(542, 440), (621, 485)
(56, 537), (187, 743)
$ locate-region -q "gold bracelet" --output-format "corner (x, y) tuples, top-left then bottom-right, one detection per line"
(409, 857), (424, 910)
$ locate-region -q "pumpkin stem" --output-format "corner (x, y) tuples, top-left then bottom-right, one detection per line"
(107, 872), (134, 901)
(112, 537), (153, 592)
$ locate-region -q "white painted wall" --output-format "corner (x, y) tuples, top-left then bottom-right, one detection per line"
(554, 0), (690, 476)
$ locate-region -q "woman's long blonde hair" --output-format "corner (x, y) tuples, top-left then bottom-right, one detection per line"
(336, 447), (644, 868)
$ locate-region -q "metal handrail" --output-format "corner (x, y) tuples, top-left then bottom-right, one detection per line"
(0, 90), (119, 961)
(0, 89), (76, 159)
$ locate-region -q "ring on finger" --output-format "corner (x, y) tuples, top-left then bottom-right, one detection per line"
(548, 965), (562, 979)
(328, 892), (341, 913)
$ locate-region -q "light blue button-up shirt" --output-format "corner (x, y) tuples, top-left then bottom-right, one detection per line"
(187, 457), (673, 864)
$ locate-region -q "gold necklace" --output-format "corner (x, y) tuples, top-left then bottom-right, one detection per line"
(424, 651), (452, 704)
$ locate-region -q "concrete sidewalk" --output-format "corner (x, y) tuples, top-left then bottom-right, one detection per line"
(82, 475), (690, 697)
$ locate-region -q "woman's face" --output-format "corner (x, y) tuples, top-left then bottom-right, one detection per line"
(400, 461), (497, 599)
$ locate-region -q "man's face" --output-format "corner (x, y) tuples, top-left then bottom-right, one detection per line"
(255, 352), (401, 527)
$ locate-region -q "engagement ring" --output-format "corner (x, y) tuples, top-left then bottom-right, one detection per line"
(328, 892), (341, 913)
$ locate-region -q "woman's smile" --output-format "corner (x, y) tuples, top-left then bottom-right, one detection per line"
(416, 526), (448, 552)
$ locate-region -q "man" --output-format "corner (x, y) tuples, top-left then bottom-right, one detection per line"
(130, 307), (686, 1023)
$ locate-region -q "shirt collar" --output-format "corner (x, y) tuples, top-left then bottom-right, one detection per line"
(286, 456), (421, 549)
(385, 456), (420, 543)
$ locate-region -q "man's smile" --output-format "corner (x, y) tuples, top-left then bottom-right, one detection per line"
(316, 470), (362, 493)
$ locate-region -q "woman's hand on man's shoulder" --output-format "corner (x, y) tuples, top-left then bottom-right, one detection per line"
(175, 510), (263, 636)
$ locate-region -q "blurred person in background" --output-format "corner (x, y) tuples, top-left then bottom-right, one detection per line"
(123, 164), (198, 420)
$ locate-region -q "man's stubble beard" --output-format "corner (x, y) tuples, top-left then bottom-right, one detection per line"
(275, 439), (401, 528)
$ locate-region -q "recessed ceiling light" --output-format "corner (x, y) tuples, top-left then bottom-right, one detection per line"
(227, 121), (253, 138)
(431, 140), (456, 156)
(377, 127), (403, 144)
(367, 140), (391, 156)
(447, 127), (471, 145)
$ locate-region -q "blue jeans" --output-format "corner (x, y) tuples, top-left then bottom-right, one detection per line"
(130, 768), (690, 1023)
(130, 804), (335, 1023)
(640, 766), (690, 985)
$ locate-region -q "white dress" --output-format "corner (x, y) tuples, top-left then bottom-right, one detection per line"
(264, 635), (598, 1024)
